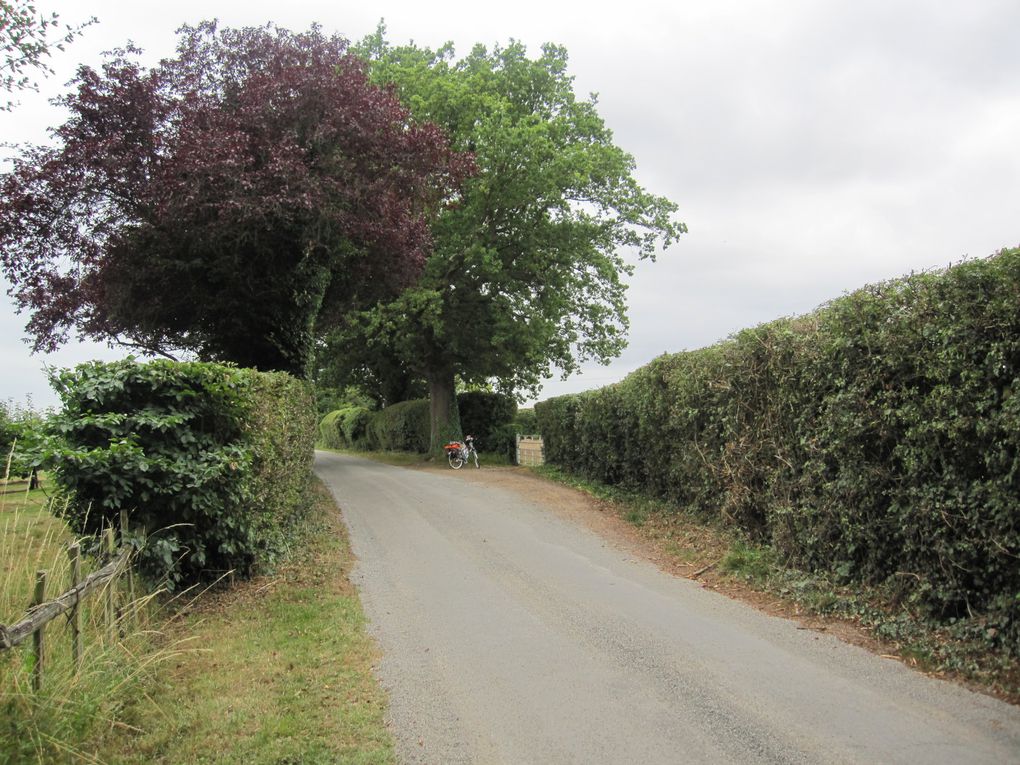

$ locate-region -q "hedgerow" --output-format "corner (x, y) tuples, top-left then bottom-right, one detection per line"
(364, 399), (430, 452)
(535, 247), (1020, 654)
(48, 360), (316, 589)
(318, 405), (372, 449)
(319, 391), (517, 454)
(457, 391), (517, 454)
(514, 408), (538, 434)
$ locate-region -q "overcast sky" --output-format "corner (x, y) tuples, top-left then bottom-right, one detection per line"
(2, 0), (1018, 409)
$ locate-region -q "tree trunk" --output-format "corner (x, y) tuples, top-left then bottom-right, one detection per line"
(427, 366), (462, 457)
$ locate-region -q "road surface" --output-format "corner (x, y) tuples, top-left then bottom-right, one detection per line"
(315, 451), (1020, 764)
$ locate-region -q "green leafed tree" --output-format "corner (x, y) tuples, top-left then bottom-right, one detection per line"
(1, 397), (47, 486)
(0, 1), (95, 110)
(323, 27), (685, 451)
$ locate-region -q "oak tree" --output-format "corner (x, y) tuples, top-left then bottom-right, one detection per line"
(325, 30), (685, 449)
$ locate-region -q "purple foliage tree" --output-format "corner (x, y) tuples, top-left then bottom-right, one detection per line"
(0, 21), (472, 375)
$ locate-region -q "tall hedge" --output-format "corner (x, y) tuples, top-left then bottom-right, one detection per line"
(48, 360), (316, 588)
(457, 391), (517, 453)
(319, 391), (517, 454)
(535, 248), (1020, 653)
(364, 399), (431, 452)
(318, 405), (372, 449)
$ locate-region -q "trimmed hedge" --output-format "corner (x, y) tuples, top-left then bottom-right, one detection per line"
(458, 391), (517, 454)
(318, 405), (372, 450)
(48, 360), (316, 589)
(318, 409), (345, 449)
(535, 247), (1020, 653)
(318, 391), (518, 454)
(364, 399), (430, 452)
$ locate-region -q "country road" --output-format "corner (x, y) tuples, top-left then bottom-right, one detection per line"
(314, 451), (1020, 765)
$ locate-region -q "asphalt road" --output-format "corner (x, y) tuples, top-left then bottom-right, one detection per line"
(315, 451), (1020, 765)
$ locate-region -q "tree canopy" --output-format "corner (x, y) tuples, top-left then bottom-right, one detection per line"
(1, 0), (95, 110)
(0, 21), (471, 375)
(323, 30), (685, 447)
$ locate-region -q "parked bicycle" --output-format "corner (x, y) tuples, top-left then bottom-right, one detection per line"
(444, 435), (479, 469)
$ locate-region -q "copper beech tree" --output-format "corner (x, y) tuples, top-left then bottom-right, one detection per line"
(0, 21), (471, 376)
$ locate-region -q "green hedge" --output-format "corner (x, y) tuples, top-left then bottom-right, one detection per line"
(319, 391), (518, 454)
(364, 399), (431, 452)
(318, 405), (372, 450)
(457, 391), (517, 454)
(48, 360), (316, 589)
(318, 409), (345, 449)
(513, 408), (538, 434)
(536, 247), (1020, 653)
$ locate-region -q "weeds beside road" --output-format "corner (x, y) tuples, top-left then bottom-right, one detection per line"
(95, 478), (394, 764)
(2, 475), (394, 764)
(2, 479), (180, 764)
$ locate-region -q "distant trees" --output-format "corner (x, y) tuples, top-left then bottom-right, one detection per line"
(1, 397), (46, 487)
(323, 29), (685, 450)
(0, 22), (470, 376)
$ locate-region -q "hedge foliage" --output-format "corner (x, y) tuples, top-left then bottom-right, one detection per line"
(48, 360), (317, 589)
(318, 405), (372, 450)
(317, 391), (517, 453)
(514, 408), (538, 434)
(535, 248), (1020, 653)
(458, 391), (517, 455)
(365, 399), (431, 452)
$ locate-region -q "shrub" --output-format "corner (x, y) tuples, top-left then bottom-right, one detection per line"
(457, 391), (517, 452)
(487, 423), (521, 461)
(318, 405), (373, 450)
(47, 360), (316, 589)
(339, 406), (372, 447)
(0, 399), (48, 481)
(364, 399), (430, 452)
(535, 247), (1020, 653)
(513, 408), (538, 434)
(341, 392), (516, 455)
(318, 409), (345, 449)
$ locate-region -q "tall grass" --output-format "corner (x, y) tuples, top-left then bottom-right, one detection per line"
(0, 463), (191, 763)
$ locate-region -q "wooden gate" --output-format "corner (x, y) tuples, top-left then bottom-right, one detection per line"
(515, 434), (544, 466)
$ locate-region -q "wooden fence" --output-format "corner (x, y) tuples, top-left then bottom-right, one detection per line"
(515, 434), (545, 467)
(0, 510), (135, 691)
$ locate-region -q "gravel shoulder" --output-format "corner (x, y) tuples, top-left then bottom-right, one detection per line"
(315, 451), (1020, 765)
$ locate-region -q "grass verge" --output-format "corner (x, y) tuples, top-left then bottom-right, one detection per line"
(2, 479), (182, 765)
(531, 465), (1020, 704)
(92, 477), (394, 764)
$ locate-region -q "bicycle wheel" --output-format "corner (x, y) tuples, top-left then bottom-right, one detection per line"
(448, 452), (464, 469)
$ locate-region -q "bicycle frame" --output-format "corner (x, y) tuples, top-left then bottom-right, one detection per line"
(444, 436), (479, 469)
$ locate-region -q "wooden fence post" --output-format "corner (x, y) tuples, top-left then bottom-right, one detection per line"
(120, 510), (136, 623)
(104, 527), (116, 639)
(32, 570), (46, 691)
(68, 544), (83, 671)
